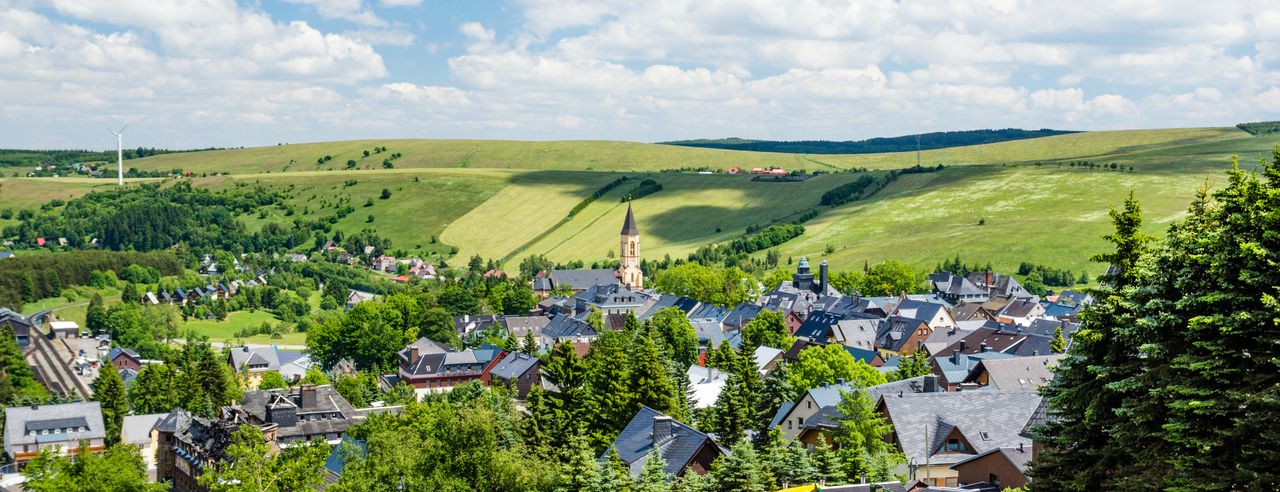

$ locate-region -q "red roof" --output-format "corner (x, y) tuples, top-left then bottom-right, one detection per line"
(35, 238), (45, 247)
(393, 275), (410, 283)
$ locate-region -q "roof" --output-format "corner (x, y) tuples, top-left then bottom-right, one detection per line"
(489, 352), (538, 380)
(950, 445), (1034, 475)
(501, 315), (551, 337)
(876, 316), (929, 352)
(933, 350), (1016, 384)
(794, 310), (843, 341)
(685, 365), (728, 409)
(49, 320), (79, 331)
(228, 346), (281, 372)
(0, 308), (32, 329)
(108, 347), (141, 362)
(549, 269), (619, 290)
(753, 346), (783, 373)
(892, 299), (951, 326)
(832, 318), (879, 350)
(122, 413), (166, 445)
(542, 314), (597, 340)
(966, 354), (1063, 390)
(608, 406), (719, 478)
(325, 436), (365, 479)
(621, 203), (639, 235)
(879, 391), (1042, 465)
(4, 402), (106, 452)
(239, 385), (358, 439)
(931, 272), (986, 297)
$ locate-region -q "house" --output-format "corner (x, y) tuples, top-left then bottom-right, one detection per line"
(278, 352), (316, 383)
(961, 354), (1063, 391)
(773, 375), (942, 442)
(108, 347), (144, 372)
(4, 402), (107, 463)
(539, 314), (598, 349)
(500, 316), (551, 339)
(408, 261), (436, 279)
(607, 406), (724, 479)
(753, 345), (784, 376)
(373, 255), (397, 272)
(720, 302), (762, 331)
(685, 365), (729, 409)
(547, 269), (620, 293)
(996, 297), (1046, 326)
(950, 301), (996, 322)
(832, 318), (879, 352)
(284, 253), (308, 262)
(324, 436), (365, 486)
(238, 384), (360, 445)
(950, 444), (1034, 490)
(123, 413), (167, 470)
(875, 316), (933, 357)
(0, 307), (34, 347)
(143, 291), (160, 305)
(878, 391), (1042, 487)
(889, 298), (957, 330)
(227, 346), (282, 389)
(345, 289), (375, 310)
(48, 320), (79, 339)
(396, 338), (505, 394)
(154, 408), (247, 491)
(931, 348), (1017, 391)
(454, 314), (501, 339)
(965, 271), (1027, 298)
(930, 272), (989, 304)
(483, 352), (540, 399)
(573, 284), (646, 315)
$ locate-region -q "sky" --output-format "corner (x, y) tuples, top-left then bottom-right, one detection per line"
(1, 0), (1279, 149)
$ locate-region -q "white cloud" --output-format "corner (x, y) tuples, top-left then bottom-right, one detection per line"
(283, 0), (386, 26)
(459, 22), (495, 42)
(380, 0), (421, 6)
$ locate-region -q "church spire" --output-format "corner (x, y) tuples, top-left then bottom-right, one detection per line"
(621, 202), (639, 236)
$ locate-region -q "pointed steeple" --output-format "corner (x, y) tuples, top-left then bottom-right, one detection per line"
(621, 203), (639, 236)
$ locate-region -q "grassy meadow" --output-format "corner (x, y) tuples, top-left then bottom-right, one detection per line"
(4, 126), (1276, 281)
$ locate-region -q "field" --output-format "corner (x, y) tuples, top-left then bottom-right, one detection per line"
(4, 126), (1277, 280)
(180, 309), (307, 345)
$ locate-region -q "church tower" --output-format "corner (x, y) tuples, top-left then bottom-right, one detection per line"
(618, 203), (643, 289)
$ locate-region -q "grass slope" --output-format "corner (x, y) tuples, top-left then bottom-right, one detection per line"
(126, 127), (1241, 175)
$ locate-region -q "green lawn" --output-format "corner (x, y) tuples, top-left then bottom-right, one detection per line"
(180, 310), (305, 345)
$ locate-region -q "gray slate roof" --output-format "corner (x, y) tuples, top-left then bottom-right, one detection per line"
(228, 346), (281, 371)
(549, 269), (619, 291)
(489, 352), (538, 380)
(123, 413), (166, 446)
(607, 406), (719, 479)
(879, 390), (1042, 465)
(542, 314), (597, 339)
(4, 402), (105, 453)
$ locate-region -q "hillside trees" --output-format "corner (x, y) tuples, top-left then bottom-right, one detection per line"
(1038, 152), (1280, 491)
(788, 344), (886, 392)
(0, 324), (47, 403)
(652, 263), (750, 306)
(91, 364), (127, 446)
(22, 444), (162, 491)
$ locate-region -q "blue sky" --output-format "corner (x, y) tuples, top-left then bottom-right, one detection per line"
(2, 0), (1279, 149)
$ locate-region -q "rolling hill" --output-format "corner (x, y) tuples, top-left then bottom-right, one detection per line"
(4, 126), (1275, 277)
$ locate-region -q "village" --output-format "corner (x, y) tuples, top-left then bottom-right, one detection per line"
(0, 204), (1085, 492)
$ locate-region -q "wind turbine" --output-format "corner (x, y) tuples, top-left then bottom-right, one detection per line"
(108, 125), (128, 186)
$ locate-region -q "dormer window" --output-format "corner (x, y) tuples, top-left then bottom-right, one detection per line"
(947, 439), (964, 452)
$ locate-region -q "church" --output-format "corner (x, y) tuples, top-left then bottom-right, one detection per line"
(617, 203), (643, 289)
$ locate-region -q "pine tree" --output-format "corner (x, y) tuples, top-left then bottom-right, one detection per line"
(709, 441), (765, 492)
(635, 451), (671, 492)
(120, 282), (139, 303)
(623, 312), (641, 334)
(756, 362), (798, 430)
(521, 331), (538, 354)
(629, 335), (679, 416)
(833, 388), (900, 481)
(583, 331), (634, 446)
(811, 437), (845, 485)
(889, 350), (929, 381)
(20, 272), (37, 302)
(591, 447), (633, 492)
(559, 429), (600, 492)
(1050, 326), (1067, 353)
(91, 362), (127, 446)
(1034, 190), (1153, 490)
(86, 293), (107, 333)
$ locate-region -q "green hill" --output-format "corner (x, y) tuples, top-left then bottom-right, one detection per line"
(4, 126), (1274, 276)
(661, 128), (1079, 154)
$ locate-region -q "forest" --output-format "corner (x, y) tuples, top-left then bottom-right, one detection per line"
(0, 147), (220, 168)
(661, 128), (1076, 154)
(1237, 120), (1280, 136)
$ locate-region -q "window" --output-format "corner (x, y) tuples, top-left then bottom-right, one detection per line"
(946, 439), (965, 452)
(787, 421), (793, 430)
(798, 417), (804, 425)
(990, 473), (1001, 487)
(806, 401), (811, 409)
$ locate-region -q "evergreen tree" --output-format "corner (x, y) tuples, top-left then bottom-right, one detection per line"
(521, 331), (539, 354)
(583, 331), (634, 446)
(833, 388), (901, 481)
(889, 350), (930, 381)
(755, 362), (799, 430)
(120, 281), (139, 303)
(810, 437), (845, 485)
(21, 272), (37, 302)
(1050, 326), (1067, 353)
(623, 311), (641, 334)
(91, 363), (127, 446)
(629, 335), (679, 416)
(559, 429), (600, 492)
(591, 447), (633, 492)
(1035, 191), (1152, 490)
(709, 441), (765, 492)
(707, 371), (751, 445)
(635, 451), (672, 492)
(127, 363), (177, 414)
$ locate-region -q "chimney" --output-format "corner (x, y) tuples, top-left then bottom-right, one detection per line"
(653, 415), (674, 447)
(980, 342), (990, 353)
(836, 378), (845, 386)
(410, 345), (420, 363)
(1019, 442), (1025, 453)
(986, 270), (993, 288)
(242, 346), (250, 352)
(300, 384), (317, 409)
(819, 260), (829, 293)
(951, 349), (961, 364)
(958, 340), (967, 352)
(923, 374), (938, 393)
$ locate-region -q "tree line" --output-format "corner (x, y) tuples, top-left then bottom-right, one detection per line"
(0, 250), (181, 307)
(661, 128), (1076, 154)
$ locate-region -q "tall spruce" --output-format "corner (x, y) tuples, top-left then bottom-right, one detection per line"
(583, 330), (634, 446)
(1035, 190), (1152, 490)
(628, 335), (680, 417)
(91, 363), (127, 446)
